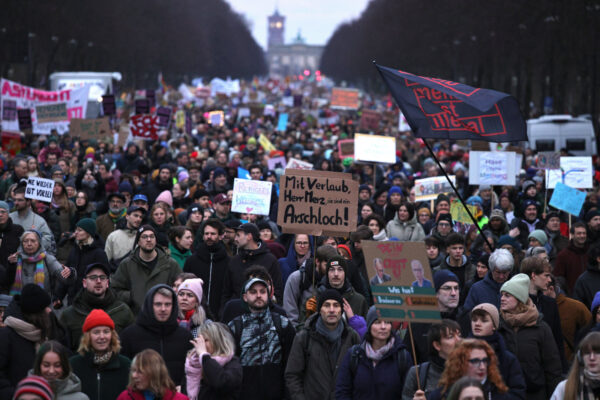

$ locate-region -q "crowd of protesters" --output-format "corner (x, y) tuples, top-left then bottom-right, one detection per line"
(2, 79), (600, 400)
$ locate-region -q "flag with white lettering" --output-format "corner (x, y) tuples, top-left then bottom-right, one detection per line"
(375, 64), (527, 142)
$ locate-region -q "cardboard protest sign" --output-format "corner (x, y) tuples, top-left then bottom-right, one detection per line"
(286, 158), (313, 170)
(25, 177), (55, 202)
(337, 139), (354, 159)
(2, 100), (16, 121)
(35, 103), (68, 124)
(546, 157), (593, 189)
(268, 156), (287, 171)
(277, 113), (288, 132)
(258, 134), (276, 153)
(134, 99), (150, 115)
(101, 95), (116, 116)
(359, 109), (382, 131)
(330, 88), (360, 110)
(468, 151), (516, 186)
(130, 114), (159, 140)
(354, 134), (396, 164)
(69, 118), (111, 141)
(363, 241), (440, 323)
(175, 110), (185, 129)
(18, 109), (32, 130)
(549, 182), (586, 216)
(450, 200), (478, 224)
(156, 106), (172, 127)
(231, 178), (273, 216)
(414, 176), (456, 201)
(277, 169), (358, 236)
(538, 152), (560, 170)
(208, 111), (224, 126)
(1, 131), (21, 156)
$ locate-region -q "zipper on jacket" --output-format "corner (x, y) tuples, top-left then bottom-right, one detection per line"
(97, 372), (101, 399)
(208, 253), (213, 307)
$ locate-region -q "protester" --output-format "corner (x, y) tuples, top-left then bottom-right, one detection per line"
(168, 226), (193, 268)
(12, 376), (54, 400)
(176, 278), (208, 337)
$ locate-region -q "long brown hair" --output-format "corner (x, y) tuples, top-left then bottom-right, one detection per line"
(128, 349), (175, 397)
(438, 339), (508, 394)
(564, 332), (600, 400)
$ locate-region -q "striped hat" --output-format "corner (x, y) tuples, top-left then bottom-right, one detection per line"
(13, 376), (53, 400)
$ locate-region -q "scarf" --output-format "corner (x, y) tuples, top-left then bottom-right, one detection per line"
(108, 208), (126, 223)
(316, 316), (344, 365)
(581, 369), (600, 400)
(501, 299), (539, 331)
(93, 351), (113, 365)
(10, 252), (46, 295)
(296, 252), (311, 268)
(4, 316), (43, 343)
(185, 351), (234, 400)
(365, 337), (395, 365)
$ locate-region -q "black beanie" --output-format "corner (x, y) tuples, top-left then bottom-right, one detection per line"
(20, 284), (51, 314)
(326, 255), (348, 275)
(317, 288), (344, 311)
(135, 224), (158, 245)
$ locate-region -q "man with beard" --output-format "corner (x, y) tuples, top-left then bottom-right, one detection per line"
(111, 225), (181, 313)
(228, 278), (295, 400)
(183, 218), (230, 317)
(513, 200), (545, 249)
(105, 206), (146, 272)
(211, 193), (234, 223)
(143, 164), (173, 205)
(59, 263), (134, 351)
(544, 212), (569, 264)
(96, 193), (127, 242)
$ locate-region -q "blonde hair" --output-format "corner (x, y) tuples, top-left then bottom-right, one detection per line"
(128, 349), (175, 397)
(197, 321), (235, 357)
(77, 327), (121, 355)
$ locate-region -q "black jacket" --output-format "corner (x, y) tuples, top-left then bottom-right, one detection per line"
(58, 236), (108, 302)
(142, 178), (173, 205)
(189, 354), (243, 400)
(119, 284), (193, 385)
(221, 241), (283, 309)
(530, 292), (567, 372)
(0, 218), (24, 292)
(184, 241), (230, 317)
(70, 352), (131, 400)
(573, 263), (600, 309)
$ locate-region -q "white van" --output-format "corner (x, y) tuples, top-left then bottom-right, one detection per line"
(527, 115), (596, 156)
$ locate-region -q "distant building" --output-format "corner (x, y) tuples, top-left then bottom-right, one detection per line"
(266, 9), (323, 77)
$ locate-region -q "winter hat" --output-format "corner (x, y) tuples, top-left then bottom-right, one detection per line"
(500, 273), (530, 304)
(135, 224), (158, 245)
(83, 309), (115, 332)
(13, 376), (53, 400)
(592, 291), (600, 312)
(317, 288), (344, 311)
(528, 230), (548, 246)
(178, 170), (189, 182)
(466, 196), (483, 207)
(366, 305), (381, 330)
(437, 213), (453, 226)
(337, 244), (352, 260)
(177, 278), (204, 303)
(213, 167), (227, 177)
(489, 209), (506, 223)
(433, 270), (459, 292)
(20, 284), (51, 314)
(388, 186), (403, 197)
(76, 218), (97, 237)
(155, 190), (173, 207)
(118, 180), (133, 195)
(359, 184), (372, 195)
(497, 235), (522, 252)
(0, 201), (9, 212)
(585, 209), (600, 223)
(471, 303), (500, 329)
(522, 180), (536, 192)
(545, 211), (561, 224)
(350, 225), (374, 242)
(435, 194), (450, 206)
(326, 255), (348, 274)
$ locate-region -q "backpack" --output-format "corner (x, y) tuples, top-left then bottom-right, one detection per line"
(417, 361), (430, 390)
(349, 344), (409, 378)
(232, 311), (285, 355)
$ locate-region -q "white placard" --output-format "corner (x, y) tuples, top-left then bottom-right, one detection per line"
(286, 158), (313, 170)
(231, 178), (272, 216)
(468, 151), (516, 185)
(545, 157), (593, 189)
(25, 177), (55, 202)
(354, 133), (396, 164)
(414, 176), (456, 201)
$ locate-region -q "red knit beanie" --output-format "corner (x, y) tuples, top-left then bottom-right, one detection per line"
(83, 309), (115, 332)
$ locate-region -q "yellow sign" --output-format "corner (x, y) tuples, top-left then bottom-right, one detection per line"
(258, 133), (276, 152)
(450, 200), (477, 224)
(175, 110), (185, 129)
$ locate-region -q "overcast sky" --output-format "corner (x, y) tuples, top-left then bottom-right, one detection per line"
(225, 0), (371, 49)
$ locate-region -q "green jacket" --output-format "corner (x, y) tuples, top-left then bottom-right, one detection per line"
(111, 247), (181, 314)
(70, 352), (131, 400)
(168, 242), (190, 269)
(59, 288), (135, 351)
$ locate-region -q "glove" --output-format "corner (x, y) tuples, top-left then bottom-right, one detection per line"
(305, 296), (317, 317)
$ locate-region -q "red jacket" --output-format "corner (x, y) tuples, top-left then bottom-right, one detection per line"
(117, 389), (189, 400)
(554, 240), (589, 294)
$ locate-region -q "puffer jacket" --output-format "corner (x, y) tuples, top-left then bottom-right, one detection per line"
(385, 213), (425, 242)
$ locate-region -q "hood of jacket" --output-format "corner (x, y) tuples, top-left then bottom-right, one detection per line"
(28, 370), (84, 397)
(568, 240), (589, 255)
(136, 284), (179, 336)
(72, 286), (118, 312)
(240, 240), (271, 260)
(282, 235), (314, 267)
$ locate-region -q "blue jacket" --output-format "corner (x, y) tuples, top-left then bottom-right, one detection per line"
(335, 334), (412, 400)
(464, 272), (502, 311)
(278, 236), (314, 285)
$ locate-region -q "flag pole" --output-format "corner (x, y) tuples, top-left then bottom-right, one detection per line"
(422, 139), (495, 251)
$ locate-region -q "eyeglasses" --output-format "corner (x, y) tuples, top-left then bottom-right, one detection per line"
(140, 234), (155, 240)
(86, 274), (108, 281)
(296, 242), (309, 247)
(468, 357), (490, 367)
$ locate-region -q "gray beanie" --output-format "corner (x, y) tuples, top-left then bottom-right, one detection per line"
(366, 305), (380, 330)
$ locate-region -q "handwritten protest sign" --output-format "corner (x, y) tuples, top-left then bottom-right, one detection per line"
(414, 176), (456, 201)
(468, 151), (516, 186)
(2, 100), (16, 121)
(549, 182), (586, 216)
(231, 178), (273, 216)
(277, 113), (288, 132)
(156, 106), (172, 127)
(101, 95), (116, 116)
(208, 111), (224, 126)
(354, 134), (396, 164)
(35, 103), (68, 123)
(69, 118), (111, 141)
(1, 131), (21, 156)
(25, 177), (55, 202)
(263, 104), (275, 117)
(330, 88), (360, 110)
(134, 99), (150, 115)
(546, 157), (593, 189)
(237, 107), (250, 119)
(359, 109), (382, 131)
(337, 139), (354, 159)
(363, 241), (440, 323)
(450, 200), (478, 224)
(538, 152), (560, 170)
(277, 169), (358, 235)
(268, 156), (286, 171)
(286, 158), (313, 170)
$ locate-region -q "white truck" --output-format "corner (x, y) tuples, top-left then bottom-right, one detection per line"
(526, 114), (596, 156)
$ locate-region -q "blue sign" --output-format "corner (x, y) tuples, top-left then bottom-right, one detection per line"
(277, 113), (288, 132)
(549, 182), (586, 216)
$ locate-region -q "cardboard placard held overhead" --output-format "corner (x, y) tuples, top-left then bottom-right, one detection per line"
(359, 109), (382, 131)
(354, 134), (396, 164)
(546, 157), (593, 189)
(17, 109), (32, 130)
(337, 139), (355, 159)
(25, 177), (55, 202)
(156, 106), (172, 127)
(277, 169), (358, 236)
(286, 158), (313, 170)
(2, 100), (17, 121)
(549, 182), (586, 216)
(1, 131), (21, 156)
(468, 151), (517, 186)
(69, 118), (111, 141)
(330, 88), (360, 110)
(450, 200), (477, 224)
(134, 99), (150, 115)
(277, 113), (288, 132)
(363, 240), (440, 323)
(231, 178), (273, 216)
(35, 103), (68, 123)
(414, 176), (456, 201)
(208, 111), (224, 126)
(258, 134), (276, 153)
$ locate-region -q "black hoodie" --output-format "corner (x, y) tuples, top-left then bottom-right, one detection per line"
(119, 284), (193, 385)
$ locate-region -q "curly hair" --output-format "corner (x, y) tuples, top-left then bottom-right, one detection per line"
(438, 339), (508, 394)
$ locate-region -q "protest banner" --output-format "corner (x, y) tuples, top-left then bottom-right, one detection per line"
(116, 124), (130, 148)
(277, 113), (288, 132)
(277, 169), (358, 235)
(538, 152), (560, 170)
(337, 139), (354, 159)
(414, 176), (456, 201)
(130, 114), (159, 140)
(25, 177), (55, 202)
(101, 95), (116, 116)
(549, 182), (586, 216)
(468, 151), (516, 186)
(268, 156), (287, 171)
(359, 109), (382, 131)
(69, 118), (111, 141)
(258, 134), (277, 153)
(2, 100), (16, 121)
(354, 134), (396, 164)
(545, 157), (593, 189)
(450, 200), (478, 224)
(134, 99), (150, 115)
(330, 88), (360, 110)
(208, 111), (224, 126)
(1, 78), (88, 134)
(286, 158), (313, 170)
(18, 109), (32, 130)
(156, 106), (172, 127)
(362, 240), (440, 323)
(1, 131), (21, 156)
(231, 178), (273, 216)
(35, 103), (68, 123)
